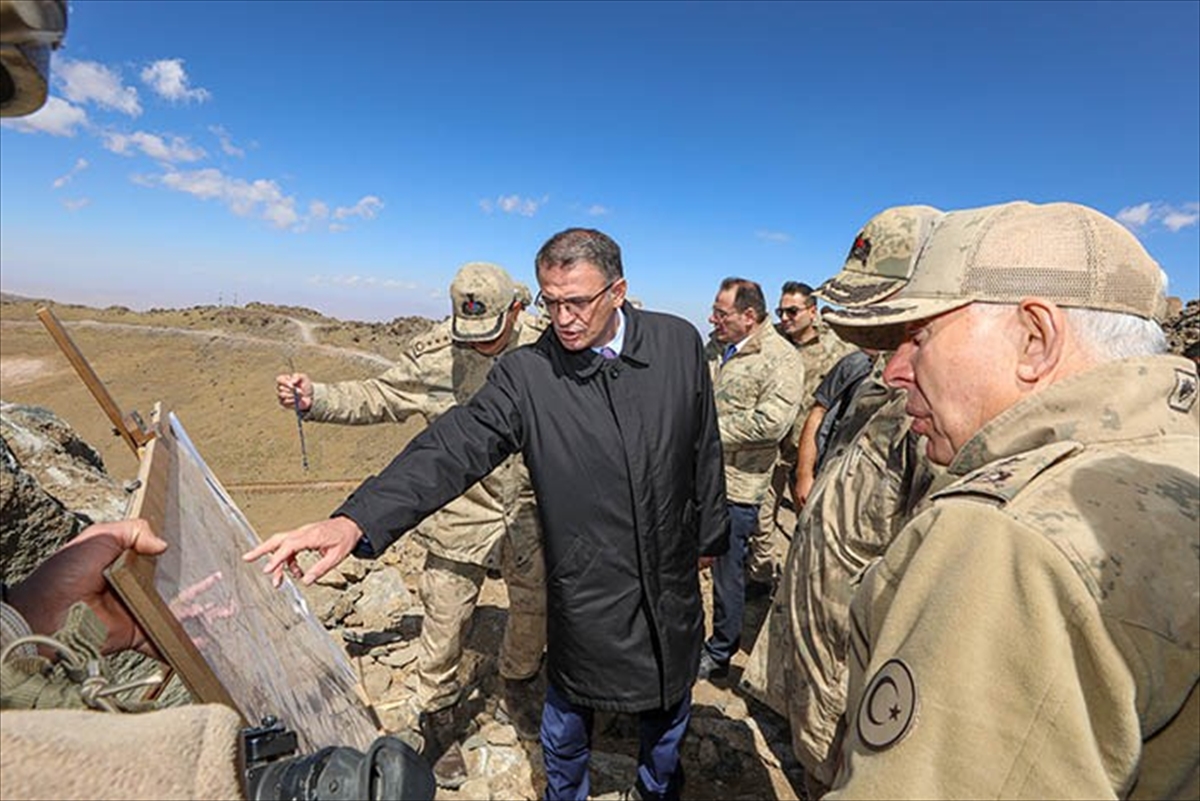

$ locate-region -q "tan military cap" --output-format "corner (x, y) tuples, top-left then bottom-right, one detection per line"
(816, 205), (944, 307)
(825, 200), (1168, 347)
(449, 261), (517, 342)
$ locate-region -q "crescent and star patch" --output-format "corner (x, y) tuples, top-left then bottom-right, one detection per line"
(857, 658), (918, 751)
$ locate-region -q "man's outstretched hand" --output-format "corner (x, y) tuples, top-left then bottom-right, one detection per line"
(242, 516), (363, 587)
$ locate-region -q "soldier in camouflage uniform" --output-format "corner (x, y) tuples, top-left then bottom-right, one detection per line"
(740, 205), (945, 795)
(0, 518), (248, 798)
(750, 282), (854, 587)
(822, 201), (1199, 799)
(276, 262), (547, 781)
(698, 277), (805, 680)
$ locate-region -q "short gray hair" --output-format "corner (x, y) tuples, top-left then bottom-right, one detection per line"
(1063, 307), (1167, 360)
(972, 302), (1166, 362)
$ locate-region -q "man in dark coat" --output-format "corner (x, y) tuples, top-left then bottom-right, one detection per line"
(246, 227), (730, 801)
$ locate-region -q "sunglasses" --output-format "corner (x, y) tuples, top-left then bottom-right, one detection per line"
(775, 306), (806, 318)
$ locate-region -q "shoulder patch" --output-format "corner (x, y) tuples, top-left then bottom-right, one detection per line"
(409, 327), (453, 358)
(933, 441), (1081, 505)
(1169, 367), (1198, 413)
(857, 659), (918, 751)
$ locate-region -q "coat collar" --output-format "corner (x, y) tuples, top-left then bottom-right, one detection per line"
(543, 303), (652, 380)
(707, 320), (771, 363)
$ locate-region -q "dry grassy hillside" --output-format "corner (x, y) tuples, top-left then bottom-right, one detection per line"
(0, 296), (438, 536)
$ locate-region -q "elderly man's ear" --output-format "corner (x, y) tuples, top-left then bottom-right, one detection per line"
(1014, 298), (1069, 384)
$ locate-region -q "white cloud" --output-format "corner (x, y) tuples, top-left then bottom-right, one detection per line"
(333, 196), (384, 221)
(62, 198), (91, 211)
(145, 167), (298, 229)
(137, 167), (381, 234)
(755, 230), (791, 243)
(52, 158), (90, 189)
(1162, 203), (1200, 233)
(57, 59), (141, 116)
(103, 130), (207, 163)
(140, 59), (211, 103)
(208, 125), (245, 157)
(1116, 203), (1154, 229)
(305, 274), (418, 290)
(1116, 201), (1199, 233)
(0, 96), (88, 136)
(479, 194), (548, 217)
(587, 204), (610, 216)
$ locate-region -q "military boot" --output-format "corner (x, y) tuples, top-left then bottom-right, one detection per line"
(419, 707), (468, 789)
(497, 675), (543, 741)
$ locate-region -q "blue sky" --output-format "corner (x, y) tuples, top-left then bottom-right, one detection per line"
(2, 1), (1197, 332)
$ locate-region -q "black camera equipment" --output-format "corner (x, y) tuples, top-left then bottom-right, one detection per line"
(241, 717), (436, 801)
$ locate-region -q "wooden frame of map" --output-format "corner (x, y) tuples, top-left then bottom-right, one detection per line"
(105, 404), (381, 753)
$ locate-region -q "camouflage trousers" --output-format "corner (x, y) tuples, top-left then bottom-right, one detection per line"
(417, 531), (546, 712)
(750, 459), (797, 585)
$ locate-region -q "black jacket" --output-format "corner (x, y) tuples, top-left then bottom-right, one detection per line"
(337, 305), (729, 712)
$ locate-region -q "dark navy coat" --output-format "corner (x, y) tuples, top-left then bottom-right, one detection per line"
(338, 305), (729, 712)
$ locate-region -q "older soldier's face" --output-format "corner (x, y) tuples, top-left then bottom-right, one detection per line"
(537, 262), (625, 352)
(883, 303), (1024, 465)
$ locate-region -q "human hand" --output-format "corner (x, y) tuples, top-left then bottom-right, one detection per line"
(275, 372), (313, 412)
(6, 519), (167, 658)
(242, 516), (363, 587)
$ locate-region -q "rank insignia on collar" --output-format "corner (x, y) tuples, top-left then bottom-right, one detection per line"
(849, 233), (872, 266)
(857, 658), (918, 751)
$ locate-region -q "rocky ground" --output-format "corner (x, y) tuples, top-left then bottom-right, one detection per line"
(2, 293), (1196, 800)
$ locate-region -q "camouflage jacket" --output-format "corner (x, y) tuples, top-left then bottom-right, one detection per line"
(707, 323), (805, 504)
(307, 312), (545, 565)
(780, 324), (856, 461)
(779, 384), (940, 784)
(830, 356), (1200, 800)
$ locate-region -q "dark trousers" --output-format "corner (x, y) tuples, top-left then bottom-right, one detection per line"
(705, 501), (758, 666)
(540, 681), (691, 801)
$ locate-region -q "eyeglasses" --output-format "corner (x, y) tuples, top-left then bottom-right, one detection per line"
(536, 280), (617, 317)
(711, 306), (739, 321)
(775, 305), (805, 318)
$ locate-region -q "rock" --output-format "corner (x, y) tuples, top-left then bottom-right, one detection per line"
(1163, 298), (1200, 362)
(454, 777), (492, 800)
(478, 744), (536, 801)
(361, 659), (393, 701)
(354, 566), (415, 631)
(299, 581), (357, 626)
(479, 720), (519, 747)
(0, 434), (83, 584)
(338, 555), (368, 582)
(377, 641), (420, 669)
(0, 402), (126, 525)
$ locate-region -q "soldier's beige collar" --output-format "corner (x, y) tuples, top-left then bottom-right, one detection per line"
(948, 355), (1199, 477)
(733, 319), (776, 356)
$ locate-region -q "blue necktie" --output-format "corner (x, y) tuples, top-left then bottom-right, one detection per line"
(722, 344), (736, 364)
(599, 346), (619, 360)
